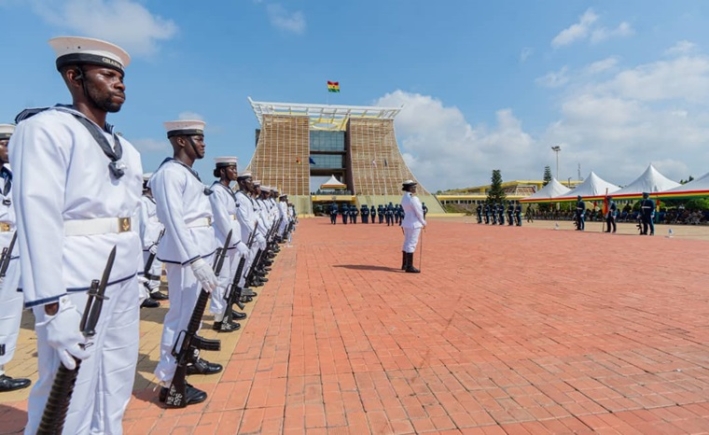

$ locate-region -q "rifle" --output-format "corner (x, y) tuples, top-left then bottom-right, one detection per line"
(164, 230), (231, 408)
(36, 246), (116, 435)
(143, 228), (165, 281)
(0, 231), (17, 280)
(223, 225), (258, 322)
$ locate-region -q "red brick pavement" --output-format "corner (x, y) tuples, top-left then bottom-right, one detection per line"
(3, 218), (709, 434)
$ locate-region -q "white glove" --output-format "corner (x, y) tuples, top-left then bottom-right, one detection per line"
(148, 244), (158, 255)
(191, 258), (217, 292)
(256, 233), (266, 247)
(236, 242), (249, 257)
(36, 296), (90, 370)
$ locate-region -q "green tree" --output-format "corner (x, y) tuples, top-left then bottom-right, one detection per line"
(542, 165), (552, 187)
(486, 169), (506, 204)
(680, 175), (695, 185)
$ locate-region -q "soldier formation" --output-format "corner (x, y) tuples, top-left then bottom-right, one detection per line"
(476, 201), (524, 226)
(329, 202), (407, 226)
(0, 36), (296, 434)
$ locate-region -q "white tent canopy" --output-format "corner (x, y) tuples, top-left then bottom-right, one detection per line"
(611, 164), (680, 196)
(553, 171), (619, 200)
(661, 171), (709, 194)
(320, 175), (346, 189)
(520, 178), (570, 202)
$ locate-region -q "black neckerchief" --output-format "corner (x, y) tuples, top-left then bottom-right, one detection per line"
(211, 181), (239, 206)
(158, 157), (212, 195)
(0, 166), (11, 197)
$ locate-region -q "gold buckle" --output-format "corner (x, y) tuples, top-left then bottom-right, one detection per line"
(118, 217), (131, 233)
(0, 222), (10, 232)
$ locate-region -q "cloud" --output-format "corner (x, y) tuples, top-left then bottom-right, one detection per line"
(29, 0), (177, 57)
(536, 66), (570, 88)
(552, 9), (632, 48)
(266, 3), (306, 34)
(665, 40), (697, 56)
(552, 9), (598, 48)
(374, 91), (534, 191)
(585, 56), (619, 74)
(132, 138), (169, 153)
(519, 47), (533, 63)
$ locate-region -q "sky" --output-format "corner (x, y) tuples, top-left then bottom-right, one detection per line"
(2, 0), (709, 192)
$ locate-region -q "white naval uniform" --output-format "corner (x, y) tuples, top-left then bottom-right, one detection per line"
(150, 159), (218, 383)
(278, 201), (288, 236)
(139, 195), (164, 294)
(11, 107), (143, 435)
(234, 190), (262, 284)
(208, 182), (245, 320)
(0, 165), (22, 371)
(401, 192), (426, 253)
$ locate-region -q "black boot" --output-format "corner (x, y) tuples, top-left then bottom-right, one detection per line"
(401, 251), (406, 270)
(159, 383), (207, 406)
(186, 358), (224, 375)
(405, 252), (420, 273)
(0, 374), (31, 392)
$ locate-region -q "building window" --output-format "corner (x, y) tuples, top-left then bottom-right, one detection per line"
(310, 131), (345, 152)
(309, 154), (344, 169)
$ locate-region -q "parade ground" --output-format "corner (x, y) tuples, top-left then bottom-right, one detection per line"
(3, 217), (709, 434)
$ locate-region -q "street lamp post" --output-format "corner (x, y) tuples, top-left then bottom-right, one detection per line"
(551, 145), (561, 180)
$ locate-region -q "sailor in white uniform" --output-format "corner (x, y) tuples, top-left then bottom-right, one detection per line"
(209, 157), (249, 331)
(150, 119), (224, 405)
(11, 37), (142, 434)
(0, 124), (30, 394)
(235, 174), (266, 287)
(400, 180), (426, 273)
(139, 172), (167, 307)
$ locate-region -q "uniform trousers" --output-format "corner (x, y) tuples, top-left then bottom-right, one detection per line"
(0, 258), (22, 368)
(278, 217), (288, 236)
(402, 227), (422, 253)
(209, 248), (237, 322)
(141, 251), (163, 292)
(154, 254), (213, 384)
(26, 278), (139, 435)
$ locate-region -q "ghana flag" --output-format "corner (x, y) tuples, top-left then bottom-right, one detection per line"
(327, 81), (340, 92)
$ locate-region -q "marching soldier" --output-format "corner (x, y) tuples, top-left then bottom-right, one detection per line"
(370, 205), (376, 223)
(11, 37), (142, 432)
(139, 173), (168, 308)
(378, 204), (385, 224)
(515, 201), (523, 226)
(422, 202), (428, 219)
(0, 124), (29, 393)
(497, 202), (505, 225)
(400, 181), (426, 273)
(476, 202), (482, 224)
(398, 204), (405, 226)
(640, 192), (655, 235)
(329, 201), (338, 224)
(484, 202), (490, 224)
(350, 204), (358, 224)
(151, 119), (223, 407)
(507, 201), (514, 226)
(491, 203), (498, 225)
(605, 195), (617, 233)
(340, 203), (348, 224)
(575, 195), (586, 231)
(386, 202), (394, 226)
(209, 157), (250, 332)
(360, 204), (369, 224)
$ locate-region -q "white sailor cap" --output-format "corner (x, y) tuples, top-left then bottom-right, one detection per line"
(253, 180), (262, 187)
(279, 194), (288, 199)
(402, 179), (417, 186)
(143, 172), (153, 182)
(50, 36), (130, 74)
(261, 186), (271, 192)
(214, 156), (237, 168)
(236, 171), (252, 180)
(0, 124), (15, 140)
(164, 120), (206, 139)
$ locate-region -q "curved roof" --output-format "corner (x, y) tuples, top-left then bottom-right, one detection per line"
(659, 171), (709, 198)
(553, 172), (619, 200)
(320, 175), (347, 189)
(519, 178), (570, 202)
(611, 164), (680, 198)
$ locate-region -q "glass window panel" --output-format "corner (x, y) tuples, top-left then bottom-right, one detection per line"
(310, 131), (345, 152)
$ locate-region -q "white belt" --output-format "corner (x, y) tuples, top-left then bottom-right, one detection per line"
(186, 217), (212, 228)
(65, 217), (132, 236)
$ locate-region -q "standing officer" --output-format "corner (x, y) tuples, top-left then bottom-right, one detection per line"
(378, 204), (385, 224)
(151, 119), (222, 406)
(400, 181), (426, 273)
(370, 205), (376, 223)
(483, 202), (490, 224)
(386, 202), (394, 226)
(11, 37), (142, 433)
(360, 203), (369, 224)
(422, 202), (428, 219)
(0, 124), (29, 393)
(640, 192), (655, 235)
(350, 204), (358, 224)
(497, 202), (505, 225)
(491, 203), (498, 225)
(476, 202), (482, 223)
(575, 195), (586, 231)
(507, 201), (514, 226)
(329, 201), (338, 224)
(605, 195), (617, 233)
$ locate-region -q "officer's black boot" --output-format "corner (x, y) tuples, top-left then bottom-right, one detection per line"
(401, 251), (406, 270)
(404, 252), (420, 273)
